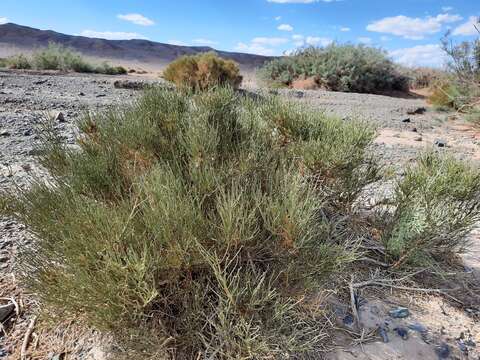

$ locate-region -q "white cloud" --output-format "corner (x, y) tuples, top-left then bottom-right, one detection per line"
(192, 38), (218, 46)
(291, 34), (332, 47)
(234, 37), (289, 56)
(380, 36), (390, 41)
(275, 16), (282, 21)
(80, 30), (148, 40)
(367, 13), (462, 40)
(234, 42), (275, 56)
(358, 37), (372, 44)
(267, 0), (339, 3)
(252, 37), (289, 46)
(306, 36), (332, 46)
(442, 6), (453, 12)
(117, 13), (154, 26)
(452, 16), (479, 36)
(340, 27), (351, 32)
(390, 44), (447, 68)
(0, 17), (8, 24)
(168, 40), (188, 46)
(278, 23), (294, 31)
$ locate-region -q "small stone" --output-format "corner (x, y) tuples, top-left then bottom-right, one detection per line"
(0, 303), (14, 322)
(54, 112), (65, 122)
(414, 136), (423, 142)
(96, 94), (106, 98)
(434, 139), (447, 147)
(78, 92), (85, 96)
(435, 343), (450, 359)
(292, 90), (304, 99)
(378, 326), (389, 343)
(402, 118), (411, 123)
(342, 314), (354, 327)
(395, 327), (409, 340)
(0, 130), (10, 137)
(411, 127), (418, 132)
(407, 107), (427, 115)
(389, 307), (409, 318)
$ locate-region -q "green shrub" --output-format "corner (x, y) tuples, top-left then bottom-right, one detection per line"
(0, 58), (7, 68)
(258, 45), (409, 93)
(163, 52), (243, 90)
(382, 152), (480, 267)
(1, 86), (380, 358)
(33, 43), (94, 72)
(6, 54), (32, 69)
(94, 62), (128, 75)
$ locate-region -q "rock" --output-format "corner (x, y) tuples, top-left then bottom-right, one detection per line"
(291, 90), (304, 99)
(402, 118), (411, 123)
(33, 79), (48, 85)
(394, 327), (409, 340)
(411, 127), (418, 132)
(0, 302), (14, 322)
(54, 112), (65, 122)
(0, 130), (10, 137)
(378, 326), (389, 343)
(407, 107), (427, 115)
(414, 136), (423, 142)
(434, 139), (447, 147)
(96, 94), (106, 98)
(435, 343), (450, 359)
(388, 307), (409, 318)
(79, 92), (85, 96)
(113, 80), (146, 90)
(342, 314), (354, 327)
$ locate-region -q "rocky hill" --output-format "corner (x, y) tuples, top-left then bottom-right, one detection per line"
(0, 23), (272, 70)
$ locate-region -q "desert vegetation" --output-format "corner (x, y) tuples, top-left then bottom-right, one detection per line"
(1, 77), (479, 358)
(0, 43), (127, 75)
(258, 44), (409, 93)
(163, 51), (242, 90)
(429, 21), (480, 123)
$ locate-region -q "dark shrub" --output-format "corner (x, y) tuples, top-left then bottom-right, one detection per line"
(258, 45), (409, 94)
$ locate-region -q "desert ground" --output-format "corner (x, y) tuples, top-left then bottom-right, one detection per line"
(0, 70), (479, 359)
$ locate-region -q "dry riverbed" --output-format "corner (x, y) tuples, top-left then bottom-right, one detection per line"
(1, 71), (479, 359)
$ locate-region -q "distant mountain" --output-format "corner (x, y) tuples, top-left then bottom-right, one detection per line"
(0, 23), (272, 70)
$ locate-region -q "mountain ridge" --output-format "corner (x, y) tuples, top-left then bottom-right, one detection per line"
(0, 23), (272, 70)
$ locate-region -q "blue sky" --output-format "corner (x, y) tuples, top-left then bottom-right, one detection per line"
(0, 0), (478, 67)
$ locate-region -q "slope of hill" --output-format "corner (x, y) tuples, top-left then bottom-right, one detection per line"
(0, 23), (272, 70)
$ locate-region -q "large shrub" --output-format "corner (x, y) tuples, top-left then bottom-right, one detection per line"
(4, 43), (127, 75)
(6, 54), (32, 69)
(1, 86), (379, 358)
(258, 45), (409, 93)
(163, 52), (243, 90)
(382, 152), (480, 267)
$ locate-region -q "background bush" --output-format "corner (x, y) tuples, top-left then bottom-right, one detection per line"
(3, 43), (127, 74)
(0, 86), (380, 358)
(258, 45), (409, 93)
(163, 52), (243, 90)
(382, 152), (480, 267)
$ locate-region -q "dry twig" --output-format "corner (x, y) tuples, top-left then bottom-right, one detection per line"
(21, 316), (37, 360)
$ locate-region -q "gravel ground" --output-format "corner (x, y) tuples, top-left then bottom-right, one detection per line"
(1, 70), (479, 359)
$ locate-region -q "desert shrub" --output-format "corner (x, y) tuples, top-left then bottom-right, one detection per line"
(0, 58), (7, 68)
(163, 52), (242, 90)
(33, 43), (94, 72)
(403, 67), (446, 89)
(0, 86), (381, 358)
(95, 62), (128, 75)
(6, 54), (32, 69)
(258, 45), (409, 93)
(382, 152), (480, 267)
(433, 24), (480, 118)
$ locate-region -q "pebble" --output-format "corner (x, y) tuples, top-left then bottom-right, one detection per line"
(434, 139), (447, 147)
(0, 130), (10, 137)
(435, 343), (450, 359)
(389, 307), (410, 318)
(394, 327), (409, 340)
(402, 118), (411, 123)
